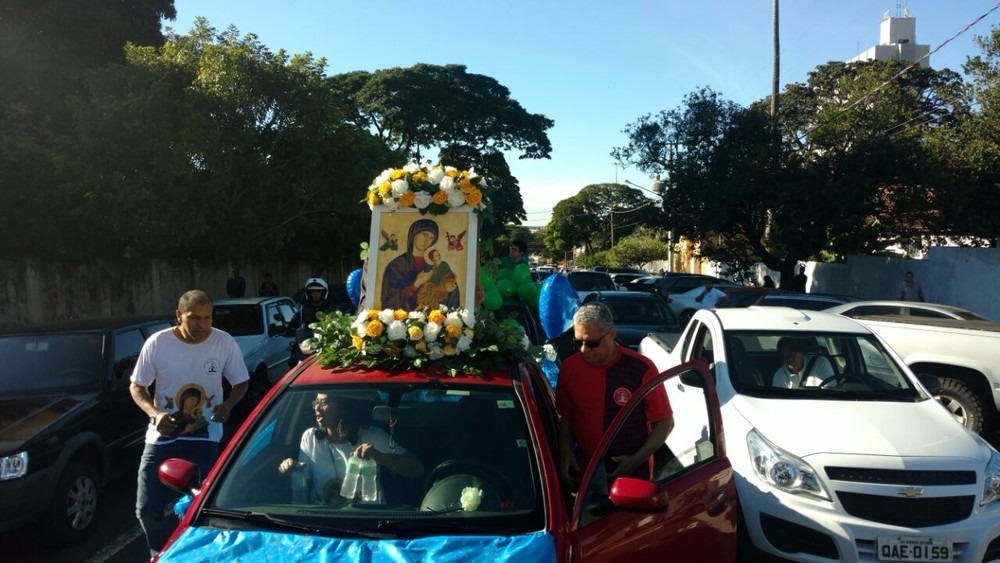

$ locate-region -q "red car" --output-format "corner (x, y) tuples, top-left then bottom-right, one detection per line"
(155, 358), (736, 562)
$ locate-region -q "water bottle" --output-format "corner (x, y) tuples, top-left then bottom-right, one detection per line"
(340, 455), (361, 500)
(360, 458), (378, 502)
(290, 462), (311, 503)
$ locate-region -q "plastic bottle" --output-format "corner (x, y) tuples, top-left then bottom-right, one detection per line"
(290, 462), (311, 504)
(360, 457), (378, 502)
(340, 455), (361, 500)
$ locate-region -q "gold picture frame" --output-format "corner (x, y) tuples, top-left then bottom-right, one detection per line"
(365, 206), (478, 312)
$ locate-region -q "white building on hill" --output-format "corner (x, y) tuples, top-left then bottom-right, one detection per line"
(849, 5), (930, 68)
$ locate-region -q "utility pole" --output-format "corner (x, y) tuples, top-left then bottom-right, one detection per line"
(771, 0), (780, 117)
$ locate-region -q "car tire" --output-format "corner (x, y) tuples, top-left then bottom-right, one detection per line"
(44, 459), (100, 545)
(936, 377), (989, 435)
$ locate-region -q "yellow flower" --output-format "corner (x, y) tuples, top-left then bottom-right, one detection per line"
(367, 191), (381, 207)
(412, 171), (428, 183)
(352, 335), (364, 349)
(428, 310), (446, 324)
(445, 324), (462, 340)
(394, 309), (408, 321)
(378, 180), (392, 196)
(390, 169), (406, 181)
(367, 309), (380, 321)
(460, 178), (475, 193)
(399, 192), (416, 207)
(415, 341), (427, 352)
(408, 326), (424, 340)
(465, 188), (483, 206)
(432, 191), (448, 205)
(445, 168), (460, 178)
(366, 320), (384, 337)
(443, 344), (458, 356)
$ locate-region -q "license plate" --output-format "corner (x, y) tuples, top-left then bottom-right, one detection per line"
(877, 536), (952, 562)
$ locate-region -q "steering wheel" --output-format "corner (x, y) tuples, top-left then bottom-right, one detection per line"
(423, 458), (515, 510)
(817, 373), (866, 389)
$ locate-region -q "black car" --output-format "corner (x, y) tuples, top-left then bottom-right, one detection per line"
(580, 291), (683, 351)
(0, 316), (174, 544)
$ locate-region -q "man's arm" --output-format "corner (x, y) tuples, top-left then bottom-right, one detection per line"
(211, 381), (248, 422)
(611, 417), (674, 477)
(558, 418), (580, 487)
(130, 382), (178, 434)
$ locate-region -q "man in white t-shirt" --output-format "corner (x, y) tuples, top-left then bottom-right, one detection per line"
(695, 279), (727, 309)
(129, 290), (249, 556)
(772, 337), (835, 388)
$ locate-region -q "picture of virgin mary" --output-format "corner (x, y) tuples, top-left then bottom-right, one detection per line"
(379, 218), (460, 310)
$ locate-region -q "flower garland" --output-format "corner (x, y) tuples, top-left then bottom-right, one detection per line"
(306, 305), (542, 377)
(365, 163), (488, 216)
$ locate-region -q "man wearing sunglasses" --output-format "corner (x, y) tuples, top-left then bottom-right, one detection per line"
(555, 302), (674, 488)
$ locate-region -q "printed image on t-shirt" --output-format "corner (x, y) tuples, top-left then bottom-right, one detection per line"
(166, 383), (211, 438)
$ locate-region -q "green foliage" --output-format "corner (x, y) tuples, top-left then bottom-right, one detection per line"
(608, 233), (669, 269)
(544, 183), (664, 256)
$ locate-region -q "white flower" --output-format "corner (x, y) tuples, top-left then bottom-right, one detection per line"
(428, 345), (444, 360)
(378, 309), (395, 324)
(460, 487), (483, 511)
(403, 162), (420, 174)
(390, 179), (409, 198)
(439, 176), (455, 191)
(447, 189), (467, 208)
(387, 320), (407, 340)
(445, 312), (463, 328)
(382, 196), (400, 211)
(457, 334), (472, 352)
(352, 318), (368, 337)
(424, 322), (441, 342)
(377, 169), (392, 185)
(408, 310), (427, 323)
(521, 334), (530, 350)
(300, 339), (315, 353)
(427, 167), (445, 185)
(543, 343), (558, 362)
(413, 191), (432, 209)
(460, 309), (475, 328)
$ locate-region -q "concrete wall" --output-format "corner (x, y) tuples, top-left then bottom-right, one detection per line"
(0, 258), (360, 329)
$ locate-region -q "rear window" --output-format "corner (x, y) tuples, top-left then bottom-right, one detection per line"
(213, 305), (264, 336)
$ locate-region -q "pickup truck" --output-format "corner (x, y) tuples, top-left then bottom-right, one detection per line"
(832, 314), (1000, 436)
(640, 306), (1000, 562)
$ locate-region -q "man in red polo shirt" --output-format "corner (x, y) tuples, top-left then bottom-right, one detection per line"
(556, 302), (674, 487)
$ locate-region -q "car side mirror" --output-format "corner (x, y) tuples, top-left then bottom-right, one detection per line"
(159, 457), (201, 496)
(679, 370), (706, 388)
(609, 477), (670, 513)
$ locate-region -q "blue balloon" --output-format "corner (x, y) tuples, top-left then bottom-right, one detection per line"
(538, 274), (580, 341)
(346, 268), (363, 308)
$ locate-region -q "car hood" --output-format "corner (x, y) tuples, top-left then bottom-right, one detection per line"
(731, 395), (988, 460)
(0, 394), (89, 454)
(159, 527), (556, 562)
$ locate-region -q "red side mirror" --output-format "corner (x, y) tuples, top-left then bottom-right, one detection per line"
(158, 458), (200, 495)
(609, 477), (670, 512)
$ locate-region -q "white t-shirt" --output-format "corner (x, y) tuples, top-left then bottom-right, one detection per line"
(700, 288), (726, 309)
(772, 354), (834, 388)
(297, 426), (407, 505)
(131, 327), (249, 444)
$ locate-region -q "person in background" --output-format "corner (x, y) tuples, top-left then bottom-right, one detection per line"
(226, 269), (246, 298)
(129, 290), (248, 557)
(694, 279), (726, 309)
(897, 271), (925, 302)
(793, 265), (808, 293)
(771, 337), (834, 388)
(259, 272), (280, 296)
(762, 275), (776, 289)
(556, 302), (673, 487)
(501, 239), (529, 269)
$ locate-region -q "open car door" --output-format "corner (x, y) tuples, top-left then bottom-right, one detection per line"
(569, 359), (737, 562)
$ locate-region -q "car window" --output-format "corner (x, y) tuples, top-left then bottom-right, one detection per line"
(0, 333), (104, 392)
(213, 305), (265, 336)
(112, 328), (146, 379)
(277, 302), (296, 324)
(667, 278), (704, 294)
(845, 305), (899, 317)
(908, 308), (950, 319)
(209, 383), (544, 533)
(568, 273), (617, 292)
(602, 297), (672, 324)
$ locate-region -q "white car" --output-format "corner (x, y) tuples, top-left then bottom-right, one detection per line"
(825, 300), (993, 322)
(212, 297), (298, 404)
(667, 282), (738, 325)
(640, 306), (1000, 562)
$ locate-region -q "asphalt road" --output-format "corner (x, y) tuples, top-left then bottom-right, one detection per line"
(4, 426), (1000, 561)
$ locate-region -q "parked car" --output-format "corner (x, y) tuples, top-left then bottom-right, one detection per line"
(641, 306), (1000, 561)
(610, 272), (645, 288)
(752, 292), (861, 311)
(0, 315), (175, 544)
(665, 282), (741, 325)
(580, 291), (683, 351)
(825, 300), (993, 322)
(647, 274), (734, 302)
(565, 270), (618, 300)
(211, 297), (298, 404)
(153, 357), (737, 561)
(715, 287), (782, 308)
(623, 275), (663, 292)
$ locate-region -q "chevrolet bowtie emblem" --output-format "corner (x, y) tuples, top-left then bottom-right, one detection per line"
(897, 487), (924, 498)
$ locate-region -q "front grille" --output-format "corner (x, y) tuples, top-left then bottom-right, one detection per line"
(825, 466), (976, 486)
(837, 492), (974, 526)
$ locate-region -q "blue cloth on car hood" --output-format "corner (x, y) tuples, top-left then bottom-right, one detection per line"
(157, 527), (556, 562)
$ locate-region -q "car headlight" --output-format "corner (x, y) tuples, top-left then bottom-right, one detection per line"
(747, 429), (830, 501)
(0, 451), (28, 480)
(982, 450), (1000, 506)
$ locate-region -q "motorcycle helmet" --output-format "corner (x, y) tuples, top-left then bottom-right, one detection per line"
(304, 277), (329, 300)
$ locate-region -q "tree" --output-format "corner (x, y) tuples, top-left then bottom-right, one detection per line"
(327, 64), (554, 229)
(545, 183), (664, 256)
(609, 230), (670, 270)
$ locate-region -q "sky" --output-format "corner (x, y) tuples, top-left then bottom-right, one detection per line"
(166, 1), (1000, 226)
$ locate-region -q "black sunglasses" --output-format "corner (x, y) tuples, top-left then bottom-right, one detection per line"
(573, 328), (611, 349)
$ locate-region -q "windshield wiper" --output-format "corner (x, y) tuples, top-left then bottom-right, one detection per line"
(376, 519), (511, 535)
(200, 507), (390, 539)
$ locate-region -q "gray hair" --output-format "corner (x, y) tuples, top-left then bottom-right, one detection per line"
(573, 302), (614, 332)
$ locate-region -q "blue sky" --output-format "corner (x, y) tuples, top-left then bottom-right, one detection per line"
(167, 1), (1000, 226)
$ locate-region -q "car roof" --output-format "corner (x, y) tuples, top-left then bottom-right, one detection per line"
(289, 361), (519, 388)
(583, 290), (664, 302)
(0, 315), (175, 335)
(710, 306), (870, 333)
(825, 300), (976, 315)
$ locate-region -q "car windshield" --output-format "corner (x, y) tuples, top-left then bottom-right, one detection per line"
(568, 273), (617, 292)
(0, 333), (104, 393)
(722, 331), (925, 400)
(207, 382), (544, 536)
(212, 304), (264, 336)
